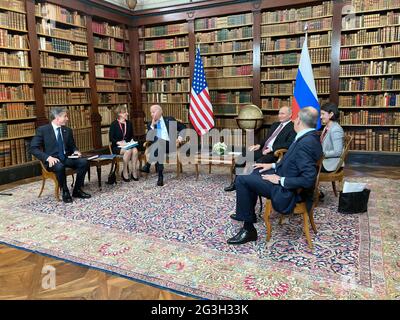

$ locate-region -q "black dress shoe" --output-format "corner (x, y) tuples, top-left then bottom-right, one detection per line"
(319, 191), (325, 200)
(72, 189), (91, 199)
(224, 183), (236, 192)
(121, 172), (130, 182)
(62, 190), (73, 203)
(140, 163), (150, 173)
(230, 213), (243, 222)
(131, 173), (139, 181)
(157, 176), (164, 186)
(227, 228), (257, 245)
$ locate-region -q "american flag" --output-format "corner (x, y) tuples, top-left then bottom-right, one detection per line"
(189, 48), (214, 136)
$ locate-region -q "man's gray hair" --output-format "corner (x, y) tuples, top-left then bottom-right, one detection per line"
(49, 107), (67, 120)
(280, 105), (292, 115)
(299, 107), (318, 128)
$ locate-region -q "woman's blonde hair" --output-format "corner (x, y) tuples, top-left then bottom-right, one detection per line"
(114, 105), (128, 118)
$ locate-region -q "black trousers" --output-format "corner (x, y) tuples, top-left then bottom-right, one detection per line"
(47, 158), (89, 191)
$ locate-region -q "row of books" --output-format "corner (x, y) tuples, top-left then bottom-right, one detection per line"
(44, 89), (90, 105)
(209, 91), (252, 104)
(0, 31), (27, 49)
(197, 27), (253, 42)
(0, 84), (33, 101)
(340, 44), (400, 60)
(345, 0), (400, 12)
(95, 52), (128, 67)
(94, 36), (125, 52)
(0, 103), (35, 119)
(261, 34), (331, 51)
(205, 65), (252, 77)
(140, 23), (188, 38)
(142, 93), (189, 103)
(195, 13), (253, 30)
(262, 48), (331, 65)
(0, 11), (26, 31)
(142, 65), (189, 78)
(140, 37), (188, 51)
(340, 27), (400, 46)
(208, 77), (252, 89)
(143, 51), (189, 64)
(203, 53), (252, 67)
(95, 65), (130, 79)
(0, 139), (33, 168)
(143, 103), (188, 123)
(96, 80), (129, 92)
(46, 105), (91, 129)
(262, 66), (330, 80)
(143, 79), (190, 92)
(0, 68), (32, 82)
(205, 129), (244, 148)
(41, 72), (89, 88)
(35, 3), (86, 28)
(99, 93), (131, 104)
(261, 18), (332, 36)
(339, 78), (400, 91)
(340, 61), (400, 77)
(340, 110), (400, 125)
(0, 0), (25, 13)
(0, 121), (35, 138)
(214, 118), (238, 128)
(347, 129), (400, 152)
(36, 21), (87, 43)
(342, 12), (400, 30)
(99, 106), (114, 126)
(72, 128), (93, 152)
(39, 37), (88, 56)
(263, 115), (279, 125)
(261, 97), (329, 110)
(339, 93), (400, 107)
(40, 52), (89, 71)
(0, 51), (29, 67)
(92, 21), (127, 39)
(213, 104), (239, 115)
(261, 79), (330, 94)
(200, 40), (252, 54)
(262, 1), (333, 24)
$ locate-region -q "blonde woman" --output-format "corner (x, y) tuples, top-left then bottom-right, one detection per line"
(109, 105), (139, 182)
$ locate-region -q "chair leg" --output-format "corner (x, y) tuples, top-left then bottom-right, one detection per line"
(309, 212), (317, 234)
(38, 178), (46, 198)
(339, 178), (344, 192)
(264, 200), (272, 243)
(332, 181), (338, 197)
(54, 179), (60, 201)
(302, 212), (313, 249)
(279, 216), (284, 225)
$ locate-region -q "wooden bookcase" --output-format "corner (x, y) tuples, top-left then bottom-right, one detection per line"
(339, 0), (400, 153)
(0, 0), (35, 169)
(194, 13), (253, 130)
(92, 19), (132, 147)
(138, 21), (190, 124)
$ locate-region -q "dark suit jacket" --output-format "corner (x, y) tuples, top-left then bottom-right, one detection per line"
(260, 121), (296, 151)
(147, 116), (186, 143)
(270, 130), (323, 214)
(30, 124), (78, 163)
(109, 120), (134, 154)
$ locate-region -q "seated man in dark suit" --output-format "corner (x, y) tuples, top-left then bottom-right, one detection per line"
(227, 107), (323, 245)
(224, 106), (296, 192)
(140, 104), (186, 186)
(30, 107), (91, 203)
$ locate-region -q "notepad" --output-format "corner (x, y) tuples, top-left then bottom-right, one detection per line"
(118, 140), (139, 150)
(68, 155), (80, 159)
(98, 154), (116, 160)
(87, 155), (99, 160)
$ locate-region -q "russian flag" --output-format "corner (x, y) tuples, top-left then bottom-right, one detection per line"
(292, 33), (321, 129)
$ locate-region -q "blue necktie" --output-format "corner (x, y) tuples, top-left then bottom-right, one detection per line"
(57, 127), (65, 161)
(156, 121), (161, 139)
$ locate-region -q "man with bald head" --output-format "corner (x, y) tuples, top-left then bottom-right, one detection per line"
(224, 106), (296, 192)
(140, 104), (186, 186)
(227, 107), (323, 245)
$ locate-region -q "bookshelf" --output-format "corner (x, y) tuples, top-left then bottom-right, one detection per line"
(139, 21), (190, 124)
(0, 0), (35, 168)
(194, 13), (253, 126)
(35, 0), (93, 152)
(260, 1), (333, 129)
(92, 19), (132, 147)
(339, 0), (400, 153)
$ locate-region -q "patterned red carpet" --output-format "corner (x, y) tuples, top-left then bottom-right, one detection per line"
(0, 166), (399, 299)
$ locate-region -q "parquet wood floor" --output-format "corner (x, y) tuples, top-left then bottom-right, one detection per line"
(0, 165), (398, 300)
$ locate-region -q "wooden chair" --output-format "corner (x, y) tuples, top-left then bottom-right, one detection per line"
(319, 135), (353, 196)
(38, 161), (75, 201)
(263, 157), (324, 249)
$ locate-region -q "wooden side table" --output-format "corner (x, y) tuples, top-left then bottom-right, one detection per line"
(194, 153), (236, 182)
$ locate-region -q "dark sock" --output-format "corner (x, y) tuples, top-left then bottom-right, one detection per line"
(243, 221), (256, 232)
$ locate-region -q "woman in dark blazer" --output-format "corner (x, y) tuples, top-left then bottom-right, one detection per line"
(109, 105), (139, 182)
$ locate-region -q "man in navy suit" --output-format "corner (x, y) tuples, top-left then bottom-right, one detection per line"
(227, 107), (323, 245)
(30, 107), (91, 203)
(140, 104), (186, 186)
